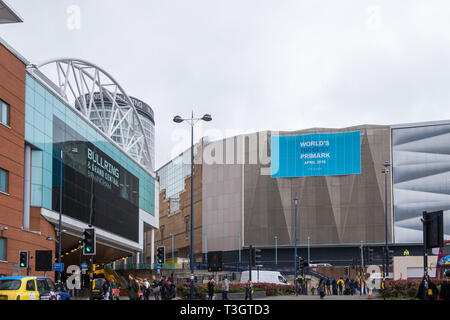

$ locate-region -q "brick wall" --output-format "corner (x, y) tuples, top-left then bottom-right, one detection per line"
(0, 42), (56, 280)
(150, 164), (203, 262)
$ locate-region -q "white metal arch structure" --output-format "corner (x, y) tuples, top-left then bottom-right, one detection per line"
(32, 58), (153, 172)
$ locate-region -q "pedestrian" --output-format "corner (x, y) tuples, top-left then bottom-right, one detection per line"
(139, 279), (145, 300)
(167, 279), (176, 300)
(327, 278), (331, 296)
(416, 274), (439, 300)
(222, 275), (230, 300)
(344, 278), (350, 295)
(207, 277), (215, 300)
(127, 274), (139, 301)
(337, 277), (344, 295)
(439, 270), (450, 300)
(152, 275), (160, 300)
(102, 278), (111, 300)
(332, 279), (338, 295)
(143, 278), (150, 300)
(161, 276), (169, 300)
(245, 280), (253, 300)
(318, 279), (326, 299)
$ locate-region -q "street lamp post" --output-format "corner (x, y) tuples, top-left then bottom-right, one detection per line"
(173, 112), (212, 300)
(382, 161), (390, 277)
(238, 233), (241, 266)
(307, 236), (310, 267)
(58, 147), (78, 283)
(294, 195), (298, 288)
(275, 236), (278, 268)
(204, 232), (207, 265)
(169, 233), (174, 269)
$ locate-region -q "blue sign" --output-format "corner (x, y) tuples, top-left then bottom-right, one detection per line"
(53, 263), (64, 271)
(271, 131), (361, 178)
(156, 264), (161, 270)
(81, 263), (88, 270)
(439, 255), (450, 265)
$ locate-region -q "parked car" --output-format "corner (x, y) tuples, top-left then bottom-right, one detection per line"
(0, 276), (69, 300)
(240, 270), (288, 285)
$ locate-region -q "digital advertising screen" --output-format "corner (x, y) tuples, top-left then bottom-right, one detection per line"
(271, 131), (361, 178)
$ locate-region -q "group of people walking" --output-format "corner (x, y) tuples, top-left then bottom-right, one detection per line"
(316, 277), (366, 298)
(127, 274), (176, 300)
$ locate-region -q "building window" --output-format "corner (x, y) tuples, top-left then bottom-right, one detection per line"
(0, 100), (9, 126)
(0, 169), (8, 194)
(0, 238), (6, 261)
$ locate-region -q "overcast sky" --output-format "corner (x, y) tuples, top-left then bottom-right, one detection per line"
(2, 0), (450, 169)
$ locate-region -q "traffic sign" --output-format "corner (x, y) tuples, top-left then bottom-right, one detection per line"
(156, 264), (161, 270)
(53, 263), (64, 271)
(81, 262), (88, 270)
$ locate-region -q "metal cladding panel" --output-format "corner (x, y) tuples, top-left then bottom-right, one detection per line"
(392, 123), (450, 243)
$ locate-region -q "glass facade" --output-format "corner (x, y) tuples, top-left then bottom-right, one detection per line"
(157, 150), (191, 214)
(52, 116), (140, 241)
(24, 73), (155, 232)
(392, 122), (450, 243)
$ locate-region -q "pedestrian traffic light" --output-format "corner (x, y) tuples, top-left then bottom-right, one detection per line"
(345, 266), (350, 276)
(157, 246), (165, 264)
(82, 228), (96, 255)
(19, 251), (29, 268)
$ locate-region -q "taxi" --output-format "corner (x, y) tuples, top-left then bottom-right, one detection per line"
(0, 276), (55, 300)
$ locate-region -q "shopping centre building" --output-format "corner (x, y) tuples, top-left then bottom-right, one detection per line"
(154, 122), (450, 269)
(0, 2), (158, 278)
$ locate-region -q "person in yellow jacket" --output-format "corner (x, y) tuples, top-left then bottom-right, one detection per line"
(337, 277), (345, 295)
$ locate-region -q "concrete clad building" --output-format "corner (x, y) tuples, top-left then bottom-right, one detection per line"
(155, 122), (449, 268)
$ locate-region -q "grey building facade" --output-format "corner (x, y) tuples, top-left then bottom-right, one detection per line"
(202, 125), (393, 253)
(392, 120), (450, 244)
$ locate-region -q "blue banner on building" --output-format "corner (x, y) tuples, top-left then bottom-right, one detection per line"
(271, 131), (361, 178)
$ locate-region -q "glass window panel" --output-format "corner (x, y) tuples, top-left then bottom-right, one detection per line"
(0, 169), (7, 193)
(0, 238), (5, 260)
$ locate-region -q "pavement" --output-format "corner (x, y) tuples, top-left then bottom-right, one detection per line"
(72, 294), (374, 301)
(255, 294), (374, 300)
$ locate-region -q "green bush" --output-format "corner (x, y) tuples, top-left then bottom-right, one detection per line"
(384, 280), (446, 299)
(176, 282), (296, 299)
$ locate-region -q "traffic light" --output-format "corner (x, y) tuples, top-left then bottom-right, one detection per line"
(156, 246), (165, 264)
(83, 228), (96, 255)
(387, 249), (394, 265)
(345, 266), (350, 276)
(207, 251), (223, 272)
(367, 248), (374, 265)
(254, 248), (262, 266)
(250, 247), (262, 267)
(19, 251), (29, 268)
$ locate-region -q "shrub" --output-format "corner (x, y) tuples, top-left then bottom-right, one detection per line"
(176, 282), (297, 299)
(384, 279), (446, 299)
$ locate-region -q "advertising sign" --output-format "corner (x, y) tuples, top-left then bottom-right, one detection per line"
(271, 131), (361, 178)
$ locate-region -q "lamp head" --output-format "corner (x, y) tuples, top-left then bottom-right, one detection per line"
(201, 114), (212, 122)
(173, 115), (184, 123)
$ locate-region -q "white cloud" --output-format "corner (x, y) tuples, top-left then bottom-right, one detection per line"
(3, 0), (450, 168)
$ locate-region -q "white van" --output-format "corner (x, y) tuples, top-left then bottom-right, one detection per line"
(240, 270), (288, 285)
